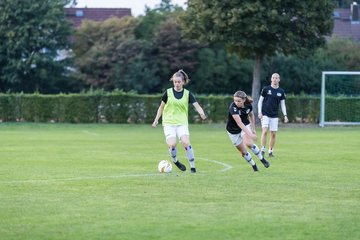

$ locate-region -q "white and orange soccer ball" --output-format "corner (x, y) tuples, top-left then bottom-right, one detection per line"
(158, 160), (172, 173)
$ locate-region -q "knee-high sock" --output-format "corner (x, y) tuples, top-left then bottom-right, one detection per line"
(185, 145), (195, 168)
(251, 144), (263, 159)
(243, 152), (256, 166)
(169, 147), (178, 162)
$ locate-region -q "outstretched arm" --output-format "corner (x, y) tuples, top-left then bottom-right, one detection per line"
(232, 114), (256, 140)
(152, 101), (166, 127)
(193, 102), (206, 120)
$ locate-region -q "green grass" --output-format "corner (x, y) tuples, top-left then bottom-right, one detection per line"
(0, 123), (359, 240)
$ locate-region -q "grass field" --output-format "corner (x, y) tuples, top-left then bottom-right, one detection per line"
(0, 123), (359, 240)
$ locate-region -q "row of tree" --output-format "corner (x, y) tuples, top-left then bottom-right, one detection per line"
(0, 0), (359, 101)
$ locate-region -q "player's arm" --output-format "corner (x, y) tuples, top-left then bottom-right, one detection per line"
(258, 96), (264, 119)
(193, 102), (206, 120)
(280, 100), (289, 123)
(152, 101), (166, 127)
(232, 114), (256, 140)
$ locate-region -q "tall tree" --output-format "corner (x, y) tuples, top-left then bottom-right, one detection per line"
(73, 16), (162, 93)
(73, 16), (140, 90)
(152, 18), (200, 89)
(0, 0), (73, 93)
(134, 0), (184, 40)
(182, 0), (334, 114)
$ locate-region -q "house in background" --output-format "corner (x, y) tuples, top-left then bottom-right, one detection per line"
(57, 8), (131, 62)
(65, 7), (132, 28)
(332, 2), (360, 41)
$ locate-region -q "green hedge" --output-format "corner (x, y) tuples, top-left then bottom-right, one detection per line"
(0, 92), (358, 124)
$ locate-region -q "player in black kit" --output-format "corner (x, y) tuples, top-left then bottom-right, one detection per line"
(258, 73), (289, 157)
(226, 91), (270, 172)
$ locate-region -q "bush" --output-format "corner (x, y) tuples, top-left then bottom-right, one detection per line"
(0, 92), (358, 124)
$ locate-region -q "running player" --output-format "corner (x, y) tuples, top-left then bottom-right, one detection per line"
(226, 90), (270, 172)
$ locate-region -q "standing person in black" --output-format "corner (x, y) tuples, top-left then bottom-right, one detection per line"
(258, 73), (289, 158)
(226, 90), (270, 172)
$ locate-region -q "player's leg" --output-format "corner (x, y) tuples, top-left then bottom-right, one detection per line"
(260, 116), (270, 156)
(228, 131), (258, 172)
(164, 126), (186, 171)
(268, 118), (279, 157)
(269, 131), (276, 157)
(243, 126), (263, 159)
(242, 125), (253, 148)
(179, 126), (196, 172)
(243, 132), (270, 168)
(236, 143), (258, 172)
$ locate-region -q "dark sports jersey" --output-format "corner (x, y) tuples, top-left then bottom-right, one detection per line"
(226, 102), (252, 134)
(161, 88), (197, 104)
(260, 85), (286, 118)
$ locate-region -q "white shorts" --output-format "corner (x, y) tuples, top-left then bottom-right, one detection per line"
(163, 125), (189, 141)
(261, 116), (278, 131)
(227, 131), (243, 146)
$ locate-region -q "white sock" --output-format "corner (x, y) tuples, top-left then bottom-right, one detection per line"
(185, 145), (195, 168)
(243, 152), (256, 166)
(251, 144), (263, 159)
(169, 147), (178, 162)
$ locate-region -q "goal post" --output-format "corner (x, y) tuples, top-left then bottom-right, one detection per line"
(320, 71), (360, 127)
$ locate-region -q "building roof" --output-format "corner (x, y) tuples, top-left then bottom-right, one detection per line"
(65, 8), (132, 27)
(332, 8), (360, 41)
(64, 7), (360, 41)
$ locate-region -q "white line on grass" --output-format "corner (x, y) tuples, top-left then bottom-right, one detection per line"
(1, 157), (232, 184)
(1, 173), (159, 184)
(197, 157), (233, 172)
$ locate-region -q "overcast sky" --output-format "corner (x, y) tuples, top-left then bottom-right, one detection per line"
(73, 0), (187, 16)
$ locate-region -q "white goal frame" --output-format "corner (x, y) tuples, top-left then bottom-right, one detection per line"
(320, 71), (360, 127)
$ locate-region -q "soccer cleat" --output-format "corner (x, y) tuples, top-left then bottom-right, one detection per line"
(269, 152), (274, 157)
(191, 168), (196, 173)
(260, 158), (270, 168)
(174, 161), (186, 171)
(252, 165), (259, 172)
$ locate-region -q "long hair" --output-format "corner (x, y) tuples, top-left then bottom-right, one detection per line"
(234, 90), (253, 106)
(170, 69), (190, 85)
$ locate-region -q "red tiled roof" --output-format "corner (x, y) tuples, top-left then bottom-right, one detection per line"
(65, 8), (132, 27)
(332, 8), (360, 41)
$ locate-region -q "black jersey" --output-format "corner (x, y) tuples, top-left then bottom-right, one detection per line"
(226, 102), (252, 134)
(161, 88), (197, 104)
(260, 85), (286, 118)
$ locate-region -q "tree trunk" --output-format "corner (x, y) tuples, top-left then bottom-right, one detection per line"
(251, 54), (262, 122)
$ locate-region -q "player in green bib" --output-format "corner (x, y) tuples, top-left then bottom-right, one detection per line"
(152, 70), (206, 173)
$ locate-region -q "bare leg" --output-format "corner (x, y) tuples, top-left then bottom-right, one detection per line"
(269, 131), (276, 152)
(180, 135), (196, 172)
(244, 134), (263, 160)
(167, 137), (186, 171)
(243, 134), (253, 149)
(268, 131), (277, 157)
(166, 137), (178, 162)
(235, 143), (258, 171)
(261, 127), (268, 150)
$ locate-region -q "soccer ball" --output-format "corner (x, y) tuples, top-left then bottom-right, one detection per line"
(158, 160), (172, 173)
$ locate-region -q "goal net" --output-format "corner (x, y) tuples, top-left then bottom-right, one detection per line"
(320, 71), (360, 127)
